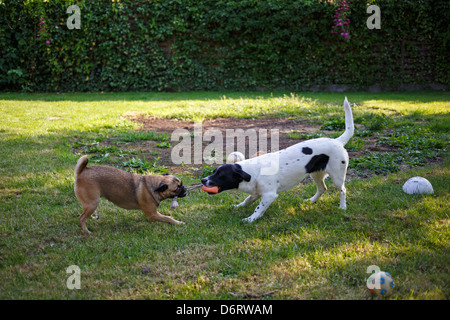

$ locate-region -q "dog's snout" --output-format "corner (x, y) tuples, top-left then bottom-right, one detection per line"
(201, 178), (214, 187)
(178, 186), (187, 197)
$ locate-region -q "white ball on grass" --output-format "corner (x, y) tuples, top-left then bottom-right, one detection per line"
(403, 176), (434, 195)
(227, 151), (245, 164)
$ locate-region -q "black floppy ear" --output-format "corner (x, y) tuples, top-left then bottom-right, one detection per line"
(233, 164), (251, 182)
(241, 171), (251, 182)
(155, 183), (169, 192)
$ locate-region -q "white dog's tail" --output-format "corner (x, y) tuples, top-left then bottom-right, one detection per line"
(336, 97), (354, 146)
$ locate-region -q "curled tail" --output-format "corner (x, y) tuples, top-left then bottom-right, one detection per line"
(336, 97), (354, 146)
(75, 155), (89, 177)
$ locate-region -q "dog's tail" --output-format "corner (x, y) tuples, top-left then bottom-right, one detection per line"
(75, 155), (89, 177)
(335, 97), (354, 146)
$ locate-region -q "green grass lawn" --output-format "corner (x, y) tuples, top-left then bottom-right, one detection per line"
(0, 91), (449, 299)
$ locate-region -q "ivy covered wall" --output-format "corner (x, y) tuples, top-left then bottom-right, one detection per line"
(1, 0), (448, 92)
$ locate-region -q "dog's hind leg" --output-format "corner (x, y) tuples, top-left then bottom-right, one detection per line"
(308, 172), (328, 203)
(330, 174), (347, 210)
(79, 201), (99, 233)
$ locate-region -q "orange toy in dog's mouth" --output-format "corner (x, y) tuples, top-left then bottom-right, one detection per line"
(201, 185), (219, 194)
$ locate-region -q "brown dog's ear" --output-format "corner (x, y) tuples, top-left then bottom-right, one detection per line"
(155, 183), (169, 192)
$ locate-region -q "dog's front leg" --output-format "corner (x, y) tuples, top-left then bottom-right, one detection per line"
(145, 210), (185, 225)
(339, 185), (347, 210)
(242, 193), (278, 223)
(138, 190), (184, 226)
(235, 194), (260, 208)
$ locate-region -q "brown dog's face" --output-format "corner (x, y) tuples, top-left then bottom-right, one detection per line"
(154, 175), (187, 199)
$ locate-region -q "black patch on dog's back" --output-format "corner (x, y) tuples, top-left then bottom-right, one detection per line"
(305, 154), (329, 173)
(302, 147), (313, 155)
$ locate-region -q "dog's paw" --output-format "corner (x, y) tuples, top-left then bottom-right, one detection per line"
(242, 217), (255, 223)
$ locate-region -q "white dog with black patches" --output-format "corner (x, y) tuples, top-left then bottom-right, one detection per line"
(201, 97), (354, 222)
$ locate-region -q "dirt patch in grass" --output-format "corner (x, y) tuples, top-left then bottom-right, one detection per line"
(71, 116), (443, 179)
(124, 116), (321, 174)
(122, 116), (391, 177)
(126, 115), (320, 149)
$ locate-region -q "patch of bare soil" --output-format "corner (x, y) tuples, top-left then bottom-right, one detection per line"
(124, 116), (325, 174)
(74, 116), (411, 179)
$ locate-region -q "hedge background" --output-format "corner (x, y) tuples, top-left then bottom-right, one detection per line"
(1, 0), (449, 92)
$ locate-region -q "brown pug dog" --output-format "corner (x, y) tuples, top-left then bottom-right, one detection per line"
(74, 155), (186, 233)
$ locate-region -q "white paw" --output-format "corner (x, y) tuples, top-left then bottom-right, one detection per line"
(306, 197), (320, 204)
(242, 216), (255, 223)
